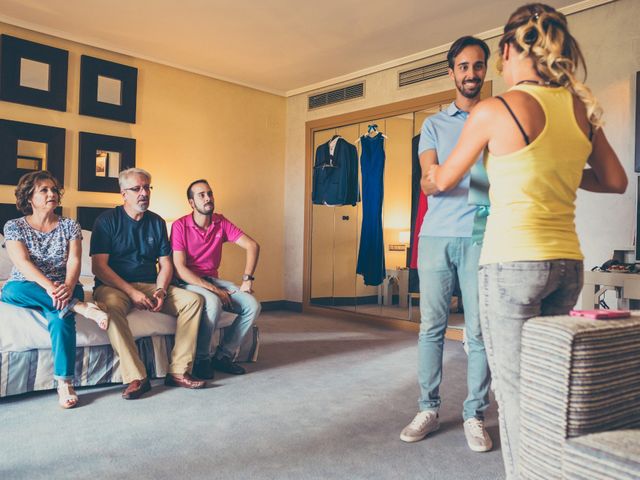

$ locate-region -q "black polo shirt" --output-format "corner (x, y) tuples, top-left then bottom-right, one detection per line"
(90, 206), (171, 287)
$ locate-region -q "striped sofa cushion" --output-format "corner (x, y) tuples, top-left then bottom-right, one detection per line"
(519, 314), (640, 480)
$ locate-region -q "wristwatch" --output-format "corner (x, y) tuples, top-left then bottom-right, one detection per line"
(242, 274), (255, 282)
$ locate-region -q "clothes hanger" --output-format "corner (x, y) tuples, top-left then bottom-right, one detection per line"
(324, 133), (340, 168)
(364, 124), (389, 139)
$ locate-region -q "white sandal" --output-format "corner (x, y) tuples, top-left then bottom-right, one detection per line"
(57, 383), (78, 409)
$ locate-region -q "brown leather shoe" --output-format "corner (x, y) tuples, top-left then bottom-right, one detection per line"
(121, 378), (151, 400)
(164, 372), (206, 389)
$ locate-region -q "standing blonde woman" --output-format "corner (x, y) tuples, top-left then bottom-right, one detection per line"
(427, 3), (627, 478)
(1, 171), (108, 409)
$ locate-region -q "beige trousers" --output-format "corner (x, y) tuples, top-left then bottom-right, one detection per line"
(94, 283), (204, 383)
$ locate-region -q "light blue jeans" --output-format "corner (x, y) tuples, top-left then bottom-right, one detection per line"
(417, 236), (491, 420)
(1, 280), (84, 380)
(181, 277), (260, 361)
(478, 260), (583, 480)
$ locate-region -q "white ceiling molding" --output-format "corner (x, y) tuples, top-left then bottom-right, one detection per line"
(0, 0), (616, 98)
(0, 13), (289, 97)
(285, 0), (616, 97)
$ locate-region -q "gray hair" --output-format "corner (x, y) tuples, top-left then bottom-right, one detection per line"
(119, 168), (152, 190)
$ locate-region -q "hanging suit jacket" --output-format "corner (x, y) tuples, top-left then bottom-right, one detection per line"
(312, 137), (360, 206)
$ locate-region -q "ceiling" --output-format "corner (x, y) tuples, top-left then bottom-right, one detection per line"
(0, 0), (587, 96)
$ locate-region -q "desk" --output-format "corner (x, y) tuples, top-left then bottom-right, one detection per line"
(581, 270), (640, 309)
(378, 268), (410, 307)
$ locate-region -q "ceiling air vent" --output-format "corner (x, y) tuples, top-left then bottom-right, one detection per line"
(399, 60), (448, 87)
(308, 82), (364, 110)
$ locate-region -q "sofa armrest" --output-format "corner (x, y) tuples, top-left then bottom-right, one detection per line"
(519, 313), (640, 480)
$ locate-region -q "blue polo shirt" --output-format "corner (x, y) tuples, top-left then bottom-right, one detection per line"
(418, 102), (482, 237)
(90, 206), (171, 287)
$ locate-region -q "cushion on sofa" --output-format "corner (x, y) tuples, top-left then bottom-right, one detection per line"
(0, 298), (238, 352)
(81, 229), (92, 276)
(0, 234), (13, 282)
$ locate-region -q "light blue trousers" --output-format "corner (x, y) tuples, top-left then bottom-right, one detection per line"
(181, 277), (260, 361)
(417, 236), (491, 420)
(479, 260), (583, 479)
(1, 280), (83, 380)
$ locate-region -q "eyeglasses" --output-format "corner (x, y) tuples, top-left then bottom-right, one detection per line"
(124, 185), (153, 193)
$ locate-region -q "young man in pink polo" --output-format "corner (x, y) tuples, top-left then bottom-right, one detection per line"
(171, 179), (261, 379)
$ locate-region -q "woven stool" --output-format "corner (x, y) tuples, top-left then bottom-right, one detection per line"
(519, 313), (640, 480)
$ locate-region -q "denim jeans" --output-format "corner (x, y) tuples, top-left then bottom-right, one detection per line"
(478, 260), (583, 480)
(181, 277), (261, 361)
(1, 280), (84, 380)
(417, 236), (491, 421)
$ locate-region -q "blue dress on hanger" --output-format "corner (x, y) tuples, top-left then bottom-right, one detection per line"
(356, 133), (386, 286)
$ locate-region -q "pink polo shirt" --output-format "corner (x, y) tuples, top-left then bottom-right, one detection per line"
(170, 213), (244, 279)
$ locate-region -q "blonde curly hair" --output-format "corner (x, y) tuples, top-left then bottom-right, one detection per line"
(497, 3), (602, 129)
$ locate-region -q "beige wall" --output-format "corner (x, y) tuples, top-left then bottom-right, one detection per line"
(286, 0), (640, 302)
(0, 23), (287, 301)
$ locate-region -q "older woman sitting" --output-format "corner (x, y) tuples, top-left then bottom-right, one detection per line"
(1, 171), (108, 409)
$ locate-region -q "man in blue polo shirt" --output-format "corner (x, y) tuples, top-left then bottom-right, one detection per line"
(91, 168), (206, 400)
(400, 36), (492, 452)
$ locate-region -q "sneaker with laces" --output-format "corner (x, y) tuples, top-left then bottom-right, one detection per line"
(400, 411), (440, 443)
(463, 417), (493, 452)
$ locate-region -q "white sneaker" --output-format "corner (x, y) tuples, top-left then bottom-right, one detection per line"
(463, 418), (493, 452)
(400, 411), (440, 443)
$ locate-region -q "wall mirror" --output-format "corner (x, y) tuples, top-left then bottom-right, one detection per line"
(95, 150), (121, 178)
(0, 35), (68, 111)
(16, 139), (47, 170)
(78, 132), (135, 192)
(19, 58), (50, 91)
(0, 119), (65, 186)
(305, 83), (491, 333)
(97, 75), (123, 106)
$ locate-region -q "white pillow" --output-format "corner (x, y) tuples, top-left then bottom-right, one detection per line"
(80, 229), (93, 277)
(0, 234), (13, 281)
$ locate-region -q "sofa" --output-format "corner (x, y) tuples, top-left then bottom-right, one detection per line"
(519, 313), (640, 479)
(0, 231), (259, 398)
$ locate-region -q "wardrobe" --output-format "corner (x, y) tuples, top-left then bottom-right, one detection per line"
(303, 84), (492, 334)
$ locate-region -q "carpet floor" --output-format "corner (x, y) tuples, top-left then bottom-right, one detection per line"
(0, 311), (504, 479)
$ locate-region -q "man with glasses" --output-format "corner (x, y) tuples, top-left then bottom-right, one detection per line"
(91, 168), (206, 399)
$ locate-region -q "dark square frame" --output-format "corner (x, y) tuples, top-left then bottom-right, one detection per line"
(79, 55), (138, 123)
(0, 119), (66, 186)
(0, 202), (61, 233)
(0, 35), (68, 111)
(76, 206), (113, 231)
(78, 132), (135, 193)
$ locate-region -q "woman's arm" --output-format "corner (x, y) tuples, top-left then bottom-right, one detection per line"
(580, 128), (627, 193)
(64, 238), (82, 289)
(427, 100), (493, 191)
(5, 240), (65, 309)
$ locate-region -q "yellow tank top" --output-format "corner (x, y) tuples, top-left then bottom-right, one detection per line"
(479, 84), (592, 265)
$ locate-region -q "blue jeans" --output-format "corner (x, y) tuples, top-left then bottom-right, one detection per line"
(478, 260), (583, 480)
(180, 277), (260, 361)
(417, 236), (491, 420)
(1, 280), (84, 380)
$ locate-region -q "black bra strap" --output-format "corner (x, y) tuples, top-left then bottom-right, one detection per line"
(496, 96), (530, 145)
